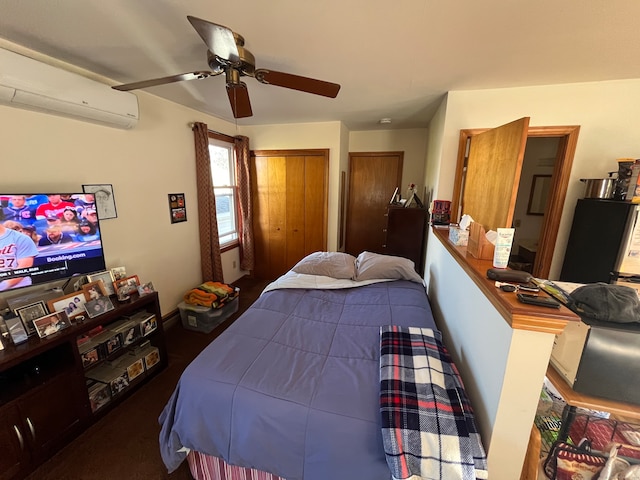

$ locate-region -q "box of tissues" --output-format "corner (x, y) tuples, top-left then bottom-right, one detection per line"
(448, 226), (469, 246)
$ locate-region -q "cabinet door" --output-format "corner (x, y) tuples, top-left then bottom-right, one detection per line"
(0, 404), (28, 480)
(20, 373), (85, 462)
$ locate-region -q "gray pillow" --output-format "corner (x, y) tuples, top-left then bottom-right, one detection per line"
(291, 251), (357, 279)
(354, 251), (423, 283)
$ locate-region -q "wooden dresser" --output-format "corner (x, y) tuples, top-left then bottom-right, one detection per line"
(382, 206), (428, 274)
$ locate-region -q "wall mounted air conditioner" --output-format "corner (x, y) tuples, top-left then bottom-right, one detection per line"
(0, 48), (139, 129)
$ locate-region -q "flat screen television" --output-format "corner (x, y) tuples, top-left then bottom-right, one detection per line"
(0, 193), (106, 294)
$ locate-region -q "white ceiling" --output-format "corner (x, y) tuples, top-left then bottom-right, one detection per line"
(1, 0), (639, 131)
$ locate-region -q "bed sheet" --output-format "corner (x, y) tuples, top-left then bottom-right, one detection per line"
(159, 279), (435, 480)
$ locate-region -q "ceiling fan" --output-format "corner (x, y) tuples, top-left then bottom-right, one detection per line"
(113, 15), (341, 118)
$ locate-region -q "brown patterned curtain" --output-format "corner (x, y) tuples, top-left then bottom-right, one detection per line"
(234, 135), (255, 271)
(193, 122), (224, 282)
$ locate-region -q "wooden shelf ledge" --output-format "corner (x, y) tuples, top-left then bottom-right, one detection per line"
(433, 226), (579, 334)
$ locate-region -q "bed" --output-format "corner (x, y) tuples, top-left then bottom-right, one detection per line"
(159, 251), (487, 480)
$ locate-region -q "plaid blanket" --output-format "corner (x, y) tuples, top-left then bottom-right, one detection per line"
(380, 326), (488, 480)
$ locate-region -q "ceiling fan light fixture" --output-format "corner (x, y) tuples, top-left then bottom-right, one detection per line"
(113, 15), (341, 118)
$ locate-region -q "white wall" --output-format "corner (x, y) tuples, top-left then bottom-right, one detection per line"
(425, 230), (557, 479)
(434, 79), (640, 278)
(423, 78), (640, 478)
(0, 90), (239, 315)
(349, 128), (429, 200)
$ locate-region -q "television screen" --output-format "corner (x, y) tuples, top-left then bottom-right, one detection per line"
(0, 193), (107, 293)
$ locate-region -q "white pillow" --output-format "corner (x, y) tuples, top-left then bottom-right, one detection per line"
(354, 251), (423, 283)
(291, 251), (357, 279)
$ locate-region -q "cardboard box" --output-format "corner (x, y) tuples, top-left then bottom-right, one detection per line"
(448, 226), (469, 246)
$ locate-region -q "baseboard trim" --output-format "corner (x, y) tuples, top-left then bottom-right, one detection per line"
(162, 308), (180, 329)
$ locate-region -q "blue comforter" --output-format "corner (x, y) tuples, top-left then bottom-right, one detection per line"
(159, 280), (436, 480)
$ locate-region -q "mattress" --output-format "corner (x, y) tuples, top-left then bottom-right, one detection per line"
(159, 278), (436, 480)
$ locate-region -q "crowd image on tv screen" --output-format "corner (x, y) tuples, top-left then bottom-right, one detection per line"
(0, 194), (100, 246)
(0, 194), (102, 279)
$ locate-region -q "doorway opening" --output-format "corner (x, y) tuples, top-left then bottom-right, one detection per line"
(452, 125), (580, 279)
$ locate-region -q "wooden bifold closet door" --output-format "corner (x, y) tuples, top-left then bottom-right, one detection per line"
(250, 149), (328, 280)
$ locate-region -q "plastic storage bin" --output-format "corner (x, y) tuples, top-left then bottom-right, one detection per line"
(178, 296), (239, 333)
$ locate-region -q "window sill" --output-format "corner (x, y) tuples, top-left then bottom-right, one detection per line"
(220, 241), (239, 254)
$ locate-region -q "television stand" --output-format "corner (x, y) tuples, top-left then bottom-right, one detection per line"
(0, 291), (166, 480)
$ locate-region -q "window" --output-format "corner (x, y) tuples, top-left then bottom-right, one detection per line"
(208, 135), (238, 248)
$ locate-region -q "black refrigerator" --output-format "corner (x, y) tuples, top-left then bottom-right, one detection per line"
(560, 199), (640, 284)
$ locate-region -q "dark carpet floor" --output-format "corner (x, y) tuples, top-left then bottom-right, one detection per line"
(26, 276), (272, 480)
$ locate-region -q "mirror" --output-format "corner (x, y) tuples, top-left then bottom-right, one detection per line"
(527, 174), (552, 216)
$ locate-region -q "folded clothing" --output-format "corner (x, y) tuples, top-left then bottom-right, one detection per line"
(183, 282), (238, 308)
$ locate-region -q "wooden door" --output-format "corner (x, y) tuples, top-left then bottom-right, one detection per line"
(251, 150), (328, 280)
(461, 117), (530, 231)
(452, 123), (580, 279)
(345, 152), (403, 257)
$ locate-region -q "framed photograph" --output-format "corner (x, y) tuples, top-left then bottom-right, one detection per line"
(168, 193), (187, 224)
(47, 292), (87, 319)
(87, 271), (115, 296)
(111, 266), (127, 281)
(85, 296), (115, 318)
(33, 311), (71, 339)
(527, 174), (552, 216)
(137, 282), (155, 296)
(82, 280), (108, 301)
(82, 184), (117, 220)
(81, 345), (101, 368)
(113, 275), (140, 295)
(141, 315), (157, 337)
(15, 301), (48, 336)
(6, 317), (28, 344)
(127, 358), (145, 381)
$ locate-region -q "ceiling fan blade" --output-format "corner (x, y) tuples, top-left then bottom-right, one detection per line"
(254, 69), (340, 98)
(112, 71), (216, 91)
(226, 82), (253, 118)
(187, 15), (240, 64)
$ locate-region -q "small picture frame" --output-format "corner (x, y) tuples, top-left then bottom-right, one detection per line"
(33, 311), (71, 339)
(82, 280), (108, 301)
(137, 282), (155, 296)
(6, 317), (28, 344)
(81, 346), (101, 368)
(85, 297), (115, 318)
(111, 266), (127, 281)
(127, 359), (145, 381)
(15, 301), (48, 336)
(168, 193), (187, 224)
(47, 292), (87, 319)
(141, 316), (157, 337)
(87, 271), (115, 296)
(113, 275), (140, 296)
(82, 184), (117, 220)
